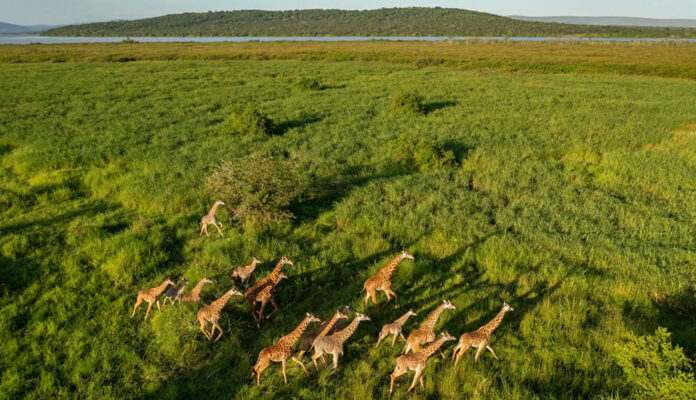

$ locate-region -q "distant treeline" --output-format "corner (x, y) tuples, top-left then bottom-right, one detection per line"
(43, 8), (696, 38)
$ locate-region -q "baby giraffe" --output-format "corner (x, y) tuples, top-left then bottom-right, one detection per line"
(452, 302), (514, 367)
(163, 278), (189, 305)
(200, 200), (225, 237)
(403, 300), (456, 354)
(376, 309), (417, 347)
(390, 331), (456, 394)
(251, 313), (321, 386)
(196, 286), (243, 342)
(297, 306), (353, 359)
(311, 313), (371, 370)
(182, 277), (213, 303)
(231, 257), (261, 284)
(252, 272), (288, 326)
(362, 250), (414, 307)
(130, 278), (175, 320)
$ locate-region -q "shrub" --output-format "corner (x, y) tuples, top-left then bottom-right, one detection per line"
(390, 90), (425, 114)
(294, 77), (322, 91)
(221, 106), (275, 137)
(205, 154), (304, 228)
(613, 327), (696, 399)
(387, 133), (456, 172)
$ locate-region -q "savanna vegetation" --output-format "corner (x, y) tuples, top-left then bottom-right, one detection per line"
(41, 8), (696, 38)
(1, 40), (696, 399)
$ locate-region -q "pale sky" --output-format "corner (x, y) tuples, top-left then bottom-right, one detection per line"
(2, 0), (696, 26)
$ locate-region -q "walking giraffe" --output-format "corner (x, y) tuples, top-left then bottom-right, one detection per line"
(376, 309), (417, 347)
(250, 313), (321, 385)
(297, 306), (353, 359)
(251, 272), (288, 326)
(452, 302), (514, 367)
(362, 250), (414, 307)
(403, 300), (456, 354)
(182, 277), (213, 303)
(245, 256), (293, 320)
(390, 332), (456, 394)
(196, 287), (243, 342)
(231, 257), (261, 284)
(200, 200), (225, 237)
(311, 313), (371, 370)
(130, 279), (174, 320)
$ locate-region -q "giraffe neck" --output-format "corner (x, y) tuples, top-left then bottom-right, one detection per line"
(379, 254), (403, 280)
(210, 292), (233, 312)
(394, 311), (414, 327)
(191, 280), (208, 296)
(420, 336), (449, 359)
(317, 312), (342, 337)
(478, 308), (508, 337)
(334, 317), (362, 342)
(279, 316), (313, 346)
(423, 304), (447, 330)
(248, 260), (259, 272)
(153, 281), (171, 296)
(268, 260), (285, 281)
(208, 203), (221, 217)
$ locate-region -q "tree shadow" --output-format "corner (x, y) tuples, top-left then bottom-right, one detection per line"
(424, 101), (456, 115)
(645, 287), (696, 354)
(274, 114), (322, 135)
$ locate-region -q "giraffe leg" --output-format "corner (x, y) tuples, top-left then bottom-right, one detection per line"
(391, 332), (398, 346)
(454, 342), (471, 367)
(214, 223), (224, 237)
(332, 350), (339, 369)
(203, 224), (210, 237)
(297, 350), (306, 359)
(366, 287), (378, 305)
(419, 375), (425, 389)
(144, 302), (153, 320)
(399, 332), (406, 342)
(156, 300), (161, 313)
(198, 318), (211, 341)
(265, 297), (280, 319)
(383, 289), (392, 303)
(255, 300), (269, 325)
(212, 321), (224, 342)
(253, 358), (269, 386)
(474, 345), (485, 363)
(364, 290), (371, 306)
(390, 364), (407, 395)
(291, 356), (309, 376)
(408, 367), (424, 392)
(385, 289), (399, 308)
(131, 296), (143, 318)
(311, 350), (322, 371)
(199, 224), (205, 236)
(486, 344), (499, 360)
(281, 359), (288, 384)
(451, 342), (461, 363)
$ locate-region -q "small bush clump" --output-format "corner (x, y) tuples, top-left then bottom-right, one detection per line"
(390, 90), (425, 114)
(613, 327), (696, 399)
(221, 106), (275, 137)
(206, 154), (304, 228)
(387, 133), (456, 172)
(294, 77), (322, 91)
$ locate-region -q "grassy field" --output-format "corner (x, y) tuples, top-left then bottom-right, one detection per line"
(1, 41), (696, 399)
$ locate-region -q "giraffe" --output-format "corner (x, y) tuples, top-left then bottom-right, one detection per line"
(163, 278), (189, 305)
(403, 300), (456, 354)
(232, 257), (261, 284)
(311, 313), (371, 370)
(245, 256), (293, 320)
(376, 309), (417, 347)
(297, 306), (353, 359)
(250, 313), (321, 386)
(196, 286), (243, 342)
(130, 279), (174, 320)
(452, 302), (514, 367)
(199, 200), (225, 237)
(389, 332), (456, 394)
(251, 272), (288, 326)
(362, 250), (414, 307)
(182, 277), (213, 303)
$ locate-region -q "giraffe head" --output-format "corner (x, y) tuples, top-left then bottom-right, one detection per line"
(503, 302), (514, 312)
(343, 305), (356, 315)
(305, 312), (321, 324)
(401, 250), (415, 260)
(227, 287), (243, 297)
(252, 257), (261, 264)
(202, 278), (213, 284)
(179, 278), (189, 286)
(442, 299), (456, 310)
(441, 331), (456, 342)
(407, 309), (417, 317)
(163, 278), (175, 287)
(355, 313), (372, 322)
(277, 272), (289, 282)
(280, 256), (294, 266)
(215, 200), (225, 206)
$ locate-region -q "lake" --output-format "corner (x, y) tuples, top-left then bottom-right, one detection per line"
(2, 35), (696, 45)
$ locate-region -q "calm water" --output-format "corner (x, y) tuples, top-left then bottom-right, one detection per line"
(2, 35), (696, 45)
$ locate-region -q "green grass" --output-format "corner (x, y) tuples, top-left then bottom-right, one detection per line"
(1, 42), (696, 399)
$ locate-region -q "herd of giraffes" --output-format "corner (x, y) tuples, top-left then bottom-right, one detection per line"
(130, 201), (514, 394)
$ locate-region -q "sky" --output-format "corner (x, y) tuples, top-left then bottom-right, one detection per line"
(2, 0), (696, 26)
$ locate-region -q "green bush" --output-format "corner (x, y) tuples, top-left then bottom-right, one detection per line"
(294, 77), (322, 91)
(205, 154), (304, 228)
(387, 133), (456, 172)
(613, 327), (696, 399)
(221, 106), (275, 137)
(390, 90), (425, 114)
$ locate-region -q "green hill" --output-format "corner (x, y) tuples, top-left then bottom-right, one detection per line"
(42, 8), (696, 37)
